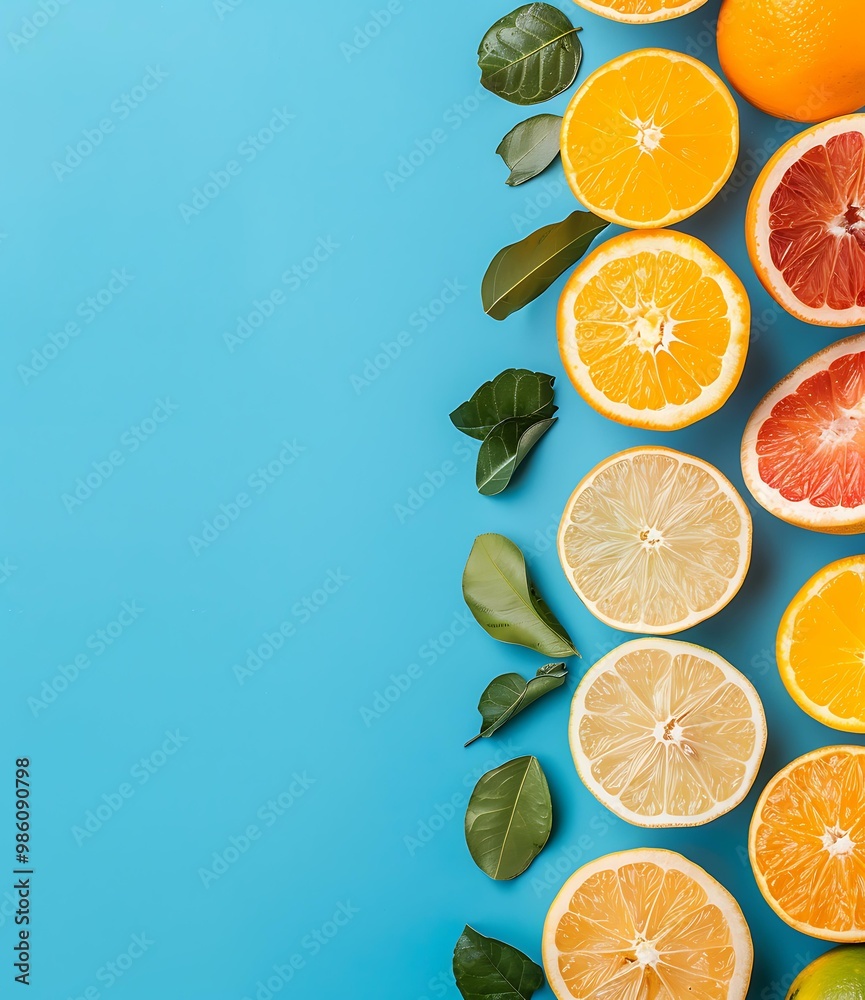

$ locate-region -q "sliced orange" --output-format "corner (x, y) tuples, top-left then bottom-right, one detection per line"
(560, 49), (739, 229)
(749, 746), (865, 942)
(571, 0), (709, 24)
(746, 115), (865, 327)
(558, 446), (752, 634)
(558, 230), (750, 429)
(777, 557), (865, 732)
(543, 848), (753, 1000)
(741, 334), (865, 533)
(570, 638), (766, 827)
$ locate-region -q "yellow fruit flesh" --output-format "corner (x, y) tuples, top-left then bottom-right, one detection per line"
(554, 861), (736, 1000)
(752, 748), (865, 938)
(579, 647), (758, 819)
(573, 251), (732, 411)
(785, 567), (865, 727)
(563, 52), (737, 226)
(560, 452), (745, 630)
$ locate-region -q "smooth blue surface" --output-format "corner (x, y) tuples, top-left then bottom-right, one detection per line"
(2, 1), (864, 997)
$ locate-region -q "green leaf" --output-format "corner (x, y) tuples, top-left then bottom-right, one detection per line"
(449, 369), (556, 441)
(476, 416), (556, 496)
(453, 925), (544, 1000)
(482, 210), (608, 320)
(462, 533), (578, 657)
(464, 756), (552, 879)
(465, 662), (567, 746)
(478, 3), (582, 106)
(497, 114), (561, 186)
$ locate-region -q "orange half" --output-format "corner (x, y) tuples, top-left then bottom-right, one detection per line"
(571, 0), (709, 23)
(750, 746), (865, 941)
(561, 49), (738, 228)
(777, 557), (865, 732)
(558, 229), (750, 429)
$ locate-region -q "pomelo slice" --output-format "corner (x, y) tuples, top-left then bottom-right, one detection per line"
(746, 115), (865, 327)
(543, 848), (753, 1000)
(570, 637), (766, 827)
(558, 446), (752, 634)
(741, 334), (865, 532)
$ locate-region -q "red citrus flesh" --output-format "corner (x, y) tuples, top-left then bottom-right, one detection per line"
(768, 131), (865, 311)
(757, 349), (865, 508)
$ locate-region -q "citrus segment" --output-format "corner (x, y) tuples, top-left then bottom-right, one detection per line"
(571, 0), (709, 24)
(746, 116), (865, 326)
(558, 447), (752, 634)
(558, 230), (750, 429)
(741, 334), (865, 532)
(749, 746), (865, 941)
(543, 849), (753, 1000)
(561, 49), (738, 228)
(570, 638), (766, 827)
(777, 557), (865, 732)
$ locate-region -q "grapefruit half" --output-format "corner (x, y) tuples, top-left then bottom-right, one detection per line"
(746, 115), (865, 327)
(741, 334), (865, 533)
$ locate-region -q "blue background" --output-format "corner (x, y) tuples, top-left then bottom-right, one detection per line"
(2, 0), (862, 997)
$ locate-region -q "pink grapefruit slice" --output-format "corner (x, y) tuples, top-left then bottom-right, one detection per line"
(746, 115), (865, 327)
(741, 334), (865, 532)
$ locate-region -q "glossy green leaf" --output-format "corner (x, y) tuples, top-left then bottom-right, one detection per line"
(450, 369), (556, 441)
(465, 662), (567, 746)
(478, 4), (582, 106)
(496, 114), (561, 186)
(462, 533), (578, 657)
(482, 211), (608, 320)
(465, 756), (552, 879)
(453, 925), (544, 1000)
(476, 416), (556, 496)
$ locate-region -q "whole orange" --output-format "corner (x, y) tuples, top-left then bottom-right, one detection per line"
(717, 0), (865, 122)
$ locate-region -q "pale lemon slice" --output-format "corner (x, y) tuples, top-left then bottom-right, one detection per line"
(558, 446), (752, 634)
(543, 848), (753, 1000)
(570, 638), (766, 827)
